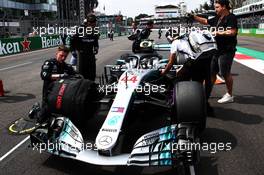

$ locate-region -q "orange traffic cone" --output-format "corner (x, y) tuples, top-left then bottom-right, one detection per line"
(0, 80), (4, 96)
(215, 74), (225, 85)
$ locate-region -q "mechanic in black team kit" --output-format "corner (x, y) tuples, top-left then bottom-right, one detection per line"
(132, 20), (154, 53)
(70, 14), (99, 81)
(190, 0), (237, 103)
(29, 45), (76, 122)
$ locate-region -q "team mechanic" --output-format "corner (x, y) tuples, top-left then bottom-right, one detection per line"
(161, 28), (214, 115)
(70, 14), (99, 81)
(29, 45), (76, 122)
(132, 21), (140, 35)
(132, 20), (154, 53)
(189, 0), (237, 103)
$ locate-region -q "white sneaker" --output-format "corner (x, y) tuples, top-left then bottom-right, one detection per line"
(217, 93), (234, 103)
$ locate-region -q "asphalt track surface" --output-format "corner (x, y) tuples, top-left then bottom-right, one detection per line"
(0, 33), (264, 175)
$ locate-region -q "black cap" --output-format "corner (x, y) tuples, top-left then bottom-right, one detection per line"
(215, 0), (231, 9)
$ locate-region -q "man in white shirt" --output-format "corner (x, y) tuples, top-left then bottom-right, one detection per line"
(161, 34), (199, 78)
(161, 32), (214, 116)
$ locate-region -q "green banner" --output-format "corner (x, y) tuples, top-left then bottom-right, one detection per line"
(0, 35), (62, 57)
(238, 28), (264, 35)
(0, 32), (130, 57)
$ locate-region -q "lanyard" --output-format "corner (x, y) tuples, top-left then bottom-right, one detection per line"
(216, 16), (224, 27)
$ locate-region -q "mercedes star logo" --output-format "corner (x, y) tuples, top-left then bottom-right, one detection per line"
(99, 136), (112, 146)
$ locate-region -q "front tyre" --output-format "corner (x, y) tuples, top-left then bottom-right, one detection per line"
(173, 81), (207, 132)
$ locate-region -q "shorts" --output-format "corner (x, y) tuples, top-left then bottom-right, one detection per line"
(211, 51), (235, 77)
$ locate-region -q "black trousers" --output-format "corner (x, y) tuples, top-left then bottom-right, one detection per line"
(132, 40), (140, 53)
(78, 53), (96, 81)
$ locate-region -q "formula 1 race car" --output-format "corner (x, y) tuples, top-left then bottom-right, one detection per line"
(29, 30), (217, 175)
(29, 55), (206, 175)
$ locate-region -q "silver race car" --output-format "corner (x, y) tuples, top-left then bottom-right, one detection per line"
(30, 31), (216, 175)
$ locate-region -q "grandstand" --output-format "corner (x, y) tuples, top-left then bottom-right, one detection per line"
(233, 0), (264, 15)
(138, 2), (187, 27)
(233, 0), (264, 28)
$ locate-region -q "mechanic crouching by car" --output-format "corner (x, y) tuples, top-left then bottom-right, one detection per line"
(161, 28), (215, 116)
(29, 45), (76, 123)
(132, 20), (154, 53)
(70, 14), (99, 81)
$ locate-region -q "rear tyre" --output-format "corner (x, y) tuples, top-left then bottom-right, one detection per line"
(173, 81), (206, 132)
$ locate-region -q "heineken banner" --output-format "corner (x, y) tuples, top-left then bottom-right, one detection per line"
(0, 35), (62, 57)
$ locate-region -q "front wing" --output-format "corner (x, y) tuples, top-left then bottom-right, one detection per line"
(30, 119), (190, 166)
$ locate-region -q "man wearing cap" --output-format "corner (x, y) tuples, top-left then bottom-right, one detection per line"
(189, 0), (237, 103)
(70, 14), (99, 81)
(139, 20), (154, 40)
(132, 20), (154, 53)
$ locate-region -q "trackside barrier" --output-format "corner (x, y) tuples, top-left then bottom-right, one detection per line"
(238, 28), (264, 35)
(0, 35), (62, 57)
(1, 32), (129, 57)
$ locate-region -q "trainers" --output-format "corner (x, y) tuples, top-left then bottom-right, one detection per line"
(217, 93), (234, 103)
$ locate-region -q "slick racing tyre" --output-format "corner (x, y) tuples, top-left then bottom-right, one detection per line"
(47, 78), (98, 123)
(173, 81), (206, 132)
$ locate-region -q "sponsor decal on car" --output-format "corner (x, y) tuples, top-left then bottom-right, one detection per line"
(99, 136), (113, 146)
(121, 75), (138, 83)
(111, 107), (125, 113)
(107, 116), (122, 126)
(56, 83), (67, 109)
(102, 128), (118, 132)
